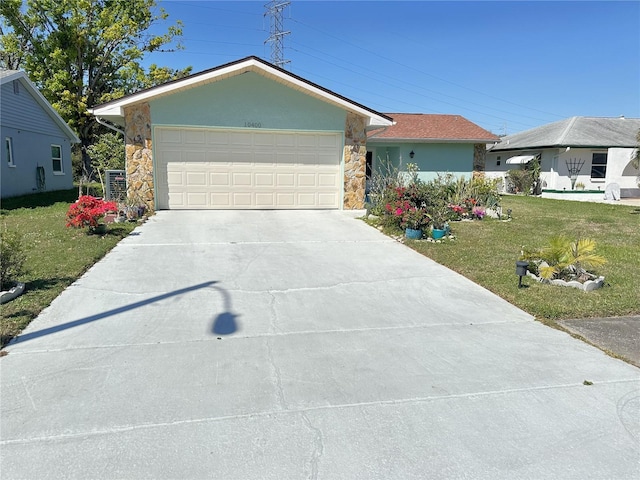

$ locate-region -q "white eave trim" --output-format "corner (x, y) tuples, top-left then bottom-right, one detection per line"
(88, 58), (392, 127)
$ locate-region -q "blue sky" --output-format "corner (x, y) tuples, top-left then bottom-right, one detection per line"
(146, 1), (640, 135)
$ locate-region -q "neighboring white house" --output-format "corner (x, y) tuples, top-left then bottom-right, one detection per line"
(485, 116), (640, 200)
(1, 70), (79, 199)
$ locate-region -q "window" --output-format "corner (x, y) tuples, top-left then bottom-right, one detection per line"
(51, 145), (63, 173)
(590, 152), (607, 179)
(5, 137), (14, 166)
(12, 80), (19, 95)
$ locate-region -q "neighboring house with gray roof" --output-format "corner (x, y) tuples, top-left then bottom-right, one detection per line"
(1, 70), (79, 199)
(485, 116), (640, 199)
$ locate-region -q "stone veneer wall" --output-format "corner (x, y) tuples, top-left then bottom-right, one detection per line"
(473, 143), (486, 177)
(343, 112), (367, 209)
(124, 103), (154, 211)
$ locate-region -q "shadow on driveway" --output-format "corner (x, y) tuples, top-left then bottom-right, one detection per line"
(10, 281), (241, 345)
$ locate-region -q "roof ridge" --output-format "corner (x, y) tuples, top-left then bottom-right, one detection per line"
(557, 116), (578, 144)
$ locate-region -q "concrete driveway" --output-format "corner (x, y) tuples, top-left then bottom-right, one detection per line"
(1, 210), (638, 479)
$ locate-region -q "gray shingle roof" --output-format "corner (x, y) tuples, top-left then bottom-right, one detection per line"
(490, 116), (640, 151)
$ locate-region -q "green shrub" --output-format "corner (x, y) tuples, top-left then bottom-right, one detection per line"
(0, 229), (27, 289)
(506, 169), (534, 194)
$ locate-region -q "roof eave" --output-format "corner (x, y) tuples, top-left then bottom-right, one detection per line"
(89, 56), (393, 127)
(2, 71), (80, 143)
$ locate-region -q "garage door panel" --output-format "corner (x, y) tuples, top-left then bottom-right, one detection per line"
(297, 193), (317, 207)
(298, 174), (317, 187)
(318, 192), (339, 207)
(318, 173), (339, 187)
(254, 152), (277, 165)
(186, 172), (207, 186)
(186, 192), (207, 207)
(255, 173), (275, 186)
(210, 172), (230, 186)
(211, 193), (231, 206)
(185, 151), (206, 162)
(167, 171), (185, 186)
(184, 129), (206, 144)
(155, 127), (342, 209)
(276, 193), (295, 206)
(276, 173), (295, 187)
(232, 172), (252, 186)
(232, 193), (252, 206)
(255, 193), (275, 206)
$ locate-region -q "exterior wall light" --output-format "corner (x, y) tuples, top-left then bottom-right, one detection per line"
(409, 150), (415, 159)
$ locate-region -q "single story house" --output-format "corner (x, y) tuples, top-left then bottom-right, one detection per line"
(89, 56), (393, 211)
(366, 113), (499, 187)
(485, 116), (640, 199)
(1, 70), (79, 199)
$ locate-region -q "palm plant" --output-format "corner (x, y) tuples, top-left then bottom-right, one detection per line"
(521, 236), (606, 281)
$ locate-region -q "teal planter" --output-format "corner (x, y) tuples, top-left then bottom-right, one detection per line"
(432, 228), (447, 239)
(405, 228), (422, 239)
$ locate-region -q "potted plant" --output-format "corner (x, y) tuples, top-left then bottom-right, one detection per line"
(428, 202), (451, 239)
(66, 195), (117, 234)
(400, 207), (430, 239)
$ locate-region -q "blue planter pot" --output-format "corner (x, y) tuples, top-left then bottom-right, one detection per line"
(405, 228), (422, 239)
(432, 228), (447, 239)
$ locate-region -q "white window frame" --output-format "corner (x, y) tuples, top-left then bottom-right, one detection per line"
(51, 144), (64, 174)
(5, 137), (14, 167)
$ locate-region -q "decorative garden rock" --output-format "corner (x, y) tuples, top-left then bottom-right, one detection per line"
(0, 282), (25, 304)
(527, 272), (605, 292)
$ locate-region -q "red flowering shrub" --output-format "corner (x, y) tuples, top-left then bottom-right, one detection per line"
(66, 196), (117, 229)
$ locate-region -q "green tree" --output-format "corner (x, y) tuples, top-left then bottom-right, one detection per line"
(0, 0), (191, 178)
(87, 132), (125, 196)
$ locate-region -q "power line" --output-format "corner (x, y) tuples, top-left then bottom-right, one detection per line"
(289, 17), (565, 120)
(264, 1), (290, 68)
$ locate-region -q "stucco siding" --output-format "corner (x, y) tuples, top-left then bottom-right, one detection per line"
(1, 125), (73, 198)
(0, 80), (63, 137)
(369, 143), (474, 181)
(149, 72), (346, 132)
(485, 147), (639, 193)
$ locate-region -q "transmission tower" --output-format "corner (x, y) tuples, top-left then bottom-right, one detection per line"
(264, 1), (291, 68)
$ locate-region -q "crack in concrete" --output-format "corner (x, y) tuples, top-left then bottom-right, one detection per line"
(301, 413), (324, 480)
(266, 338), (287, 410)
(2, 378), (637, 446)
(267, 291), (278, 334)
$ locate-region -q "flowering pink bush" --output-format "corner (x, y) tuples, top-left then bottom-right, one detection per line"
(472, 206), (486, 219)
(400, 207), (431, 230)
(66, 195), (117, 229)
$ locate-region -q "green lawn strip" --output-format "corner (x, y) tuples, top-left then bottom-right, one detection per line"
(1, 189), (136, 346)
(402, 195), (640, 324)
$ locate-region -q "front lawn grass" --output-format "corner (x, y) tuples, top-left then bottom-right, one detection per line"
(1, 189), (136, 347)
(401, 196), (640, 323)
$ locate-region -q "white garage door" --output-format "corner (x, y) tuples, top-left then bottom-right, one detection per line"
(154, 127), (343, 209)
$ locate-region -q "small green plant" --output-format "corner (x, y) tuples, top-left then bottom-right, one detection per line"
(0, 228), (27, 289)
(521, 236), (606, 282)
(575, 181), (585, 190)
(87, 132), (125, 196)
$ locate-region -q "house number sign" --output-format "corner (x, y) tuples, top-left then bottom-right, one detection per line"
(244, 121), (262, 128)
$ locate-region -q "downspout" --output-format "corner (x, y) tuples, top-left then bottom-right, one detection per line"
(95, 116), (125, 136)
